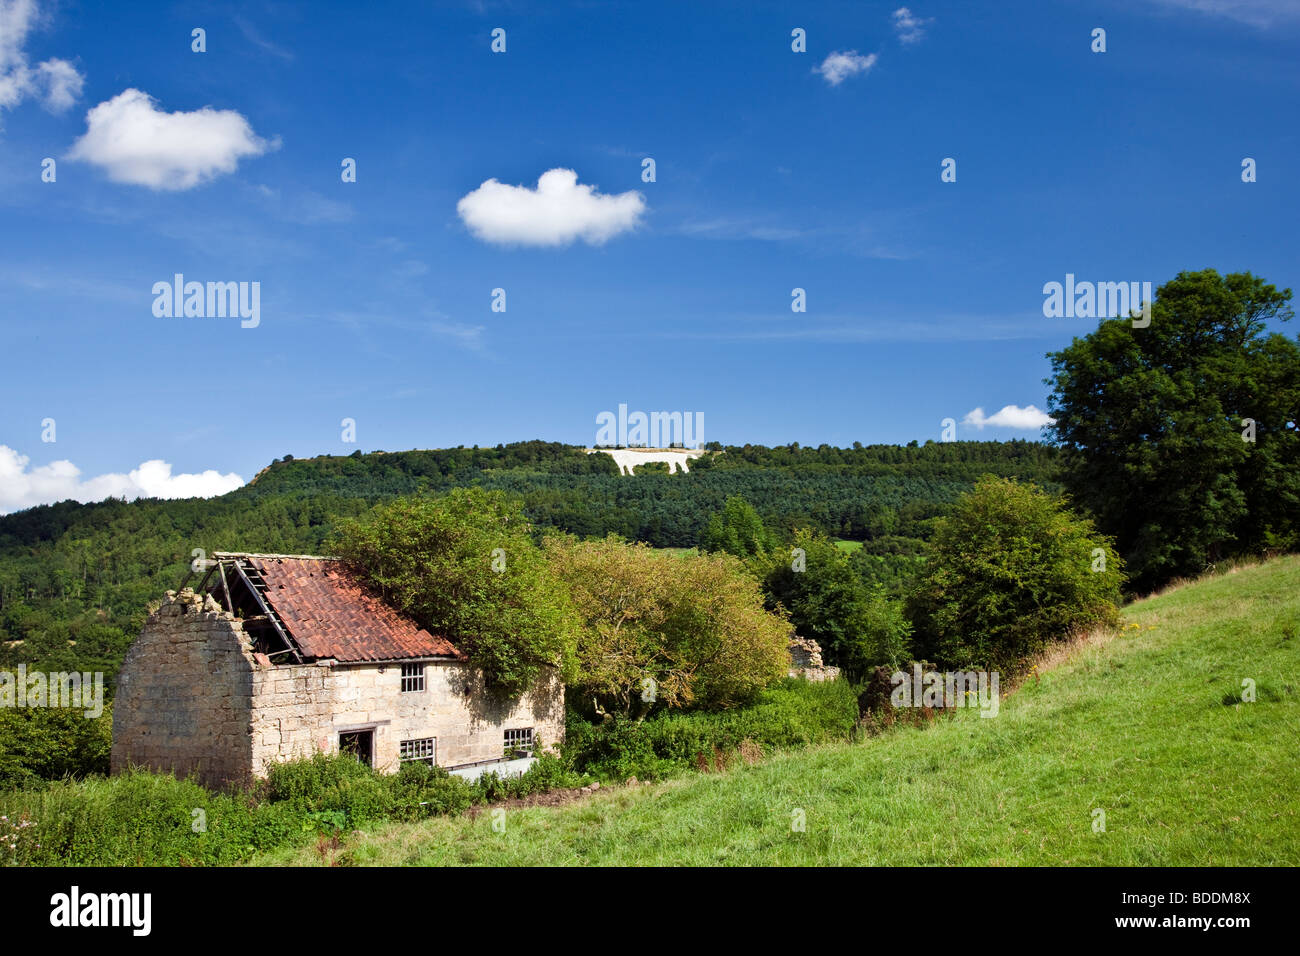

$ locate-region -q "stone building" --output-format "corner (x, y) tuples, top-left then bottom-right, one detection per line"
(111, 553), (564, 789)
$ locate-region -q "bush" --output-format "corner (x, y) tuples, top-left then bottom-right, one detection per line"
(761, 530), (913, 681)
(905, 477), (1124, 673)
(0, 703), (112, 788)
(387, 761), (474, 820)
(564, 677), (861, 781)
(0, 770), (299, 866)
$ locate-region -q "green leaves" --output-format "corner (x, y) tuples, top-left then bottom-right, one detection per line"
(906, 478), (1124, 673)
(332, 488), (580, 695)
(1047, 269), (1298, 591)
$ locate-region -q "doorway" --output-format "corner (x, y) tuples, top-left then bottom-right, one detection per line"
(339, 730), (374, 767)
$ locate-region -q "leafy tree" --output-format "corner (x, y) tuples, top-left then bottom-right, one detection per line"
(698, 496), (778, 560)
(331, 489), (580, 694)
(1047, 269), (1298, 591)
(544, 534), (790, 715)
(761, 529), (911, 681)
(905, 477), (1124, 673)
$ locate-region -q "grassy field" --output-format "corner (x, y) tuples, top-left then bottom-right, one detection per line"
(259, 556), (1300, 866)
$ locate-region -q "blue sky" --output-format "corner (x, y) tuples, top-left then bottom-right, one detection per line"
(1, 0), (1297, 511)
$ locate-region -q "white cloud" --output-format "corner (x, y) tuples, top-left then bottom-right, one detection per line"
(456, 168), (646, 246)
(814, 50), (878, 86)
(66, 89), (277, 190)
(0, 446), (244, 514)
(962, 405), (1055, 430)
(1145, 0), (1300, 27)
(0, 0), (84, 116)
(892, 7), (934, 44)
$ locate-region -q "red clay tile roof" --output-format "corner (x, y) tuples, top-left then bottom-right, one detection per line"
(247, 556), (464, 663)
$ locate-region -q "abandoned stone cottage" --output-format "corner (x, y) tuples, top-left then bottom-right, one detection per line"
(110, 552), (563, 789)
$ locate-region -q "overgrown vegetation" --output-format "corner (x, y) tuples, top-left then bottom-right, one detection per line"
(331, 488), (581, 693)
(0, 678), (853, 866)
(258, 556), (1300, 867)
(545, 533), (791, 716)
(563, 677), (861, 781)
(906, 477), (1124, 673)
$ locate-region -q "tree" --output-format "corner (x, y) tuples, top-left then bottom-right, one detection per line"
(1046, 269), (1298, 591)
(905, 478), (1124, 673)
(761, 529), (911, 681)
(698, 496), (778, 560)
(544, 534), (790, 715)
(331, 489), (580, 694)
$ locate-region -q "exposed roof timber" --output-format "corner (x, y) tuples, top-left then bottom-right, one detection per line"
(212, 551), (340, 561)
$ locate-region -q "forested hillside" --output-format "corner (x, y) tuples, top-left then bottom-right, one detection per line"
(0, 439), (1057, 691)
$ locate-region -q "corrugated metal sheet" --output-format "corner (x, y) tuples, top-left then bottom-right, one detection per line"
(247, 556), (463, 663)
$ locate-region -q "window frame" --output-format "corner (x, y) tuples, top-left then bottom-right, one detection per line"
(503, 727), (534, 758)
(399, 736), (437, 766)
(399, 662), (425, 693)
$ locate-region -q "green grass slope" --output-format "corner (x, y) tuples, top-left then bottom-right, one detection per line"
(260, 556), (1300, 866)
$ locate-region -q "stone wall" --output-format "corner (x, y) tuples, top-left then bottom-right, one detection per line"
(111, 588), (257, 789)
(248, 660), (565, 776)
(788, 635), (842, 682)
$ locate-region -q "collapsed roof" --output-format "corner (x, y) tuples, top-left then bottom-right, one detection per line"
(186, 552), (464, 666)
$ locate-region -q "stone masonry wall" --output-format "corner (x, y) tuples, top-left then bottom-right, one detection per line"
(110, 588), (257, 789)
(249, 661), (564, 776)
(788, 635), (842, 682)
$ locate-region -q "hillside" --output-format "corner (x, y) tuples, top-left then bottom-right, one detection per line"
(259, 555), (1300, 866)
(0, 440), (1056, 688)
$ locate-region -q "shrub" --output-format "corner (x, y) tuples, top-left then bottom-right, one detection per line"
(0, 703), (112, 788)
(386, 761), (474, 821)
(905, 477), (1124, 673)
(761, 530), (913, 681)
(546, 534), (791, 715)
(0, 770), (299, 866)
(565, 677), (860, 781)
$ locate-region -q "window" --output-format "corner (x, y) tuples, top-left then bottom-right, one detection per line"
(399, 737), (436, 766)
(504, 727), (534, 758)
(400, 663), (425, 692)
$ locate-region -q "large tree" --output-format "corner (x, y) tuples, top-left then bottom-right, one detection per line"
(331, 488), (580, 694)
(544, 534), (790, 716)
(1046, 270), (1298, 592)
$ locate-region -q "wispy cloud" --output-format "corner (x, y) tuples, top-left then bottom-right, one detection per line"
(814, 50), (877, 86)
(678, 218), (806, 242)
(252, 184), (353, 224)
(235, 15), (294, 61)
(892, 7), (934, 45)
(1144, 0), (1300, 27)
(644, 313), (1062, 344)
